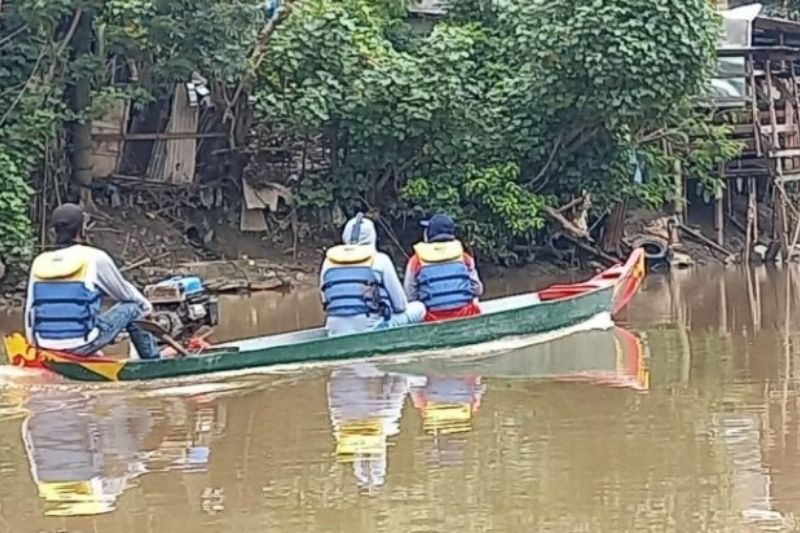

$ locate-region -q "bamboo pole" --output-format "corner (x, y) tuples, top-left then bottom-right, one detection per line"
(752, 179), (759, 245)
(748, 55), (763, 157)
(718, 275), (728, 335)
(745, 186), (753, 264)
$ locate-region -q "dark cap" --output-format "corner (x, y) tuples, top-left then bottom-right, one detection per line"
(51, 203), (85, 229)
(420, 213), (456, 242)
(51, 203), (86, 241)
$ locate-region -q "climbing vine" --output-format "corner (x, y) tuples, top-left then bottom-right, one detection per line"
(0, 0), (264, 268)
(1, 0), (741, 267)
(0, 2), (74, 263)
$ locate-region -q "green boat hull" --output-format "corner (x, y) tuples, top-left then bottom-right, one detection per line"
(46, 285), (614, 382)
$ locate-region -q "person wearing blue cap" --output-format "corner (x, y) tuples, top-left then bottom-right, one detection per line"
(403, 213), (484, 322)
(319, 213), (426, 336)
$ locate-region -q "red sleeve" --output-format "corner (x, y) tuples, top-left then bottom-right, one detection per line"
(409, 254), (421, 275)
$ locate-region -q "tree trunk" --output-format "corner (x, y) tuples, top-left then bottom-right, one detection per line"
(601, 201), (627, 255)
(67, 9), (95, 209)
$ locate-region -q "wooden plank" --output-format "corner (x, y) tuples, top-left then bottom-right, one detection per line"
(769, 148), (800, 157)
(718, 169), (771, 178)
(750, 178), (758, 245)
(766, 59), (790, 256)
(715, 178), (724, 246)
(92, 132), (226, 141)
(748, 55), (763, 157)
(766, 60), (780, 145)
(165, 84), (198, 184)
(763, 124), (798, 134)
(789, 62), (800, 171)
(146, 84), (199, 184)
(90, 100), (129, 178)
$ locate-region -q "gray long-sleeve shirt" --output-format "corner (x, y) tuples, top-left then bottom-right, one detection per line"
(24, 244), (152, 350)
(320, 250), (409, 335)
(321, 215), (415, 336)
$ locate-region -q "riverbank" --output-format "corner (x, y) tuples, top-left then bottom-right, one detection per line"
(0, 204), (595, 310)
(0, 204), (734, 310)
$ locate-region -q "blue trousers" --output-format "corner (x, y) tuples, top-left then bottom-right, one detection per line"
(72, 302), (160, 360)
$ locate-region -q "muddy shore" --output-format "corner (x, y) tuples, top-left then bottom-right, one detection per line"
(0, 205), (732, 309)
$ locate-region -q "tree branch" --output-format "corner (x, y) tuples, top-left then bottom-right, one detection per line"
(557, 192), (589, 213)
(525, 133), (562, 187)
(225, 2), (297, 123)
(563, 124), (601, 154)
(541, 205), (592, 241)
(0, 48), (45, 129)
(0, 6), (79, 128)
(44, 7), (84, 84)
(55, 8), (83, 57)
(0, 23), (29, 49)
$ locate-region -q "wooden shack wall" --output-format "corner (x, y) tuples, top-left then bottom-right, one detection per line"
(90, 100), (129, 179)
(147, 84), (199, 184)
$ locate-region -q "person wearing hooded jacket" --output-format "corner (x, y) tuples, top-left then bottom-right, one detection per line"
(319, 213), (426, 336)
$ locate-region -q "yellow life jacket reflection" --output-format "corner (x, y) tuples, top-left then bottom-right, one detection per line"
(21, 391), (151, 517)
(411, 375), (485, 435)
(327, 364), (409, 489)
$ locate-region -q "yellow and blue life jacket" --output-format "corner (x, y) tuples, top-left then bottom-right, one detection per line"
(322, 245), (391, 318)
(414, 240), (473, 312)
(29, 248), (102, 341)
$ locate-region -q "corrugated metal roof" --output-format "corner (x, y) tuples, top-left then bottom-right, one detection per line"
(407, 0), (446, 16)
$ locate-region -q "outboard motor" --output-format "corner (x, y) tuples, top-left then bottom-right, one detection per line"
(142, 276), (219, 340)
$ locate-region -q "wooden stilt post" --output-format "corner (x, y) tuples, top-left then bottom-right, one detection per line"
(745, 178), (756, 263)
(766, 59), (791, 259)
(715, 191), (724, 246)
(715, 164), (725, 246)
(748, 54), (762, 158)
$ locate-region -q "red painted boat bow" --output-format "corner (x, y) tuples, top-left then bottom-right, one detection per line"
(537, 248), (645, 318)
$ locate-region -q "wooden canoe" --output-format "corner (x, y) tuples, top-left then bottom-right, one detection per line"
(3, 249), (646, 382)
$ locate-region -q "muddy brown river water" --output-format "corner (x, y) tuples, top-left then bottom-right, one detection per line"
(1, 267), (800, 532)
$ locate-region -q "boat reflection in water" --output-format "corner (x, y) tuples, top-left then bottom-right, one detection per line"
(327, 325), (649, 487)
(383, 325), (649, 392)
(17, 384), (232, 517)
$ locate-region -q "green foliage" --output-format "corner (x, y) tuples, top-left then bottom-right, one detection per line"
(252, 0), (731, 260)
(100, 0), (262, 91)
(0, 0), (742, 267)
(404, 163), (544, 257)
(0, 0), (264, 267)
(0, 3), (71, 262)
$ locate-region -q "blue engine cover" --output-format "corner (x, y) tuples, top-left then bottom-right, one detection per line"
(155, 276), (205, 296)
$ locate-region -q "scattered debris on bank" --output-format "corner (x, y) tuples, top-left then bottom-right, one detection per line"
(0, 205), (320, 309)
(4, 190), (797, 311)
(538, 192), (800, 272)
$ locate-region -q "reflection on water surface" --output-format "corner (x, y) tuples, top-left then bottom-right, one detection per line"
(0, 267), (799, 531)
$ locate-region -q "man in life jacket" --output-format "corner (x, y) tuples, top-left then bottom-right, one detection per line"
(320, 213), (426, 336)
(403, 213), (483, 322)
(23, 203), (160, 359)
